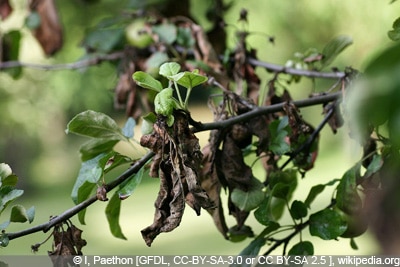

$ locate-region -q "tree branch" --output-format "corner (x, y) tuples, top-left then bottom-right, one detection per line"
(0, 52), (125, 71)
(7, 151), (154, 240)
(6, 90), (341, 241)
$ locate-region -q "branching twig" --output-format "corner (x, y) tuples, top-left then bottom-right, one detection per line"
(7, 151), (154, 240)
(6, 90), (341, 241)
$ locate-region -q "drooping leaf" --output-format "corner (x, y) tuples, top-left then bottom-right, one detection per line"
(232, 237), (266, 266)
(9, 205), (34, 223)
(105, 192), (127, 240)
(152, 23), (177, 45)
(388, 17), (400, 41)
(304, 179), (340, 207)
(254, 195), (274, 226)
(79, 139), (119, 161)
(0, 187), (24, 215)
(66, 110), (126, 141)
(132, 71), (163, 92)
(175, 71), (208, 89)
(290, 200), (308, 220)
(231, 178), (265, 211)
(288, 241), (314, 255)
(309, 208), (347, 240)
(268, 117), (290, 155)
(118, 166), (144, 200)
(336, 163), (362, 215)
(2, 30), (22, 78)
(321, 35), (353, 68)
(141, 112), (157, 135)
(159, 62), (181, 78)
(122, 117), (136, 138)
(71, 154), (104, 204)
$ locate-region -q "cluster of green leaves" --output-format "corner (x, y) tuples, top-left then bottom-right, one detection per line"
(133, 62), (207, 127)
(0, 163), (35, 247)
(66, 111), (144, 239)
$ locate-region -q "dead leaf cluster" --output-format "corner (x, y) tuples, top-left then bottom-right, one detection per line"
(140, 110), (214, 246)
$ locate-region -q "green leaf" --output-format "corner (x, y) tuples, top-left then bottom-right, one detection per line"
(122, 117), (136, 138)
(364, 154), (383, 178)
(228, 225), (254, 242)
(233, 237), (266, 264)
(1, 175), (18, 188)
(71, 154), (104, 204)
(154, 88), (176, 117)
(82, 27), (125, 52)
(145, 51), (169, 74)
(175, 71), (208, 89)
(141, 112), (157, 135)
(254, 195), (274, 226)
(0, 187), (24, 215)
(288, 241), (314, 255)
(336, 164), (362, 215)
(176, 26), (195, 48)
(0, 163), (12, 181)
(2, 31), (22, 79)
(152, 23), (177, 45)
(309, 209), (347, 240)
(271, 183), (290, 199)
(159, 62), (181, 78)
(268, 117), (290, 155)
(66, 110), (126, 141)
(388, 17), (400, 41)
(231, 178), (265, 211)
(117, 166), (144, 199)
(105, 192), (127, 240)
(77, 181), (97, 224)
(304, 179), (339, 207)
(10, 205), (34, 223)
(290, 200), (308, 220)
(350, 238), (359, 250)
(132, 71), (163, 92)
(79, 139), (119, 161)
(321, 35), (353, 68)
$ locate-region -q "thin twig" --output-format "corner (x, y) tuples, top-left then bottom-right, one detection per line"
(0, 52), (125, 71)
(7, 151), (154, 240)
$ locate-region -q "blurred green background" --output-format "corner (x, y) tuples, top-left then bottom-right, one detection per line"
(0, 0), (397, 255)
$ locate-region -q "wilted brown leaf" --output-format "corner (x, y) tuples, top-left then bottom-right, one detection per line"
(29, 0), (63, 55)
(141, 111), (214, 246)
(0, 0), (12, 20)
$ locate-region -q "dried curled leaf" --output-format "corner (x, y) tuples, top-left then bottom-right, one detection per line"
(140, 111), (214, 246)
(29, 0), (63, 55)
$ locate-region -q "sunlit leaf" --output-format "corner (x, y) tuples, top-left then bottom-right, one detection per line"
(309, 209), (347, 240)
(175, 71), (208, 89)
(105, 192), (127, 240)
(66, 110), (126, 141)
(71, 154), (104, 204)
(0, 187), (24, 215)
(132, 71), (163, 92)
(231, 178), (265, 211)
(154, 88), (176, 117)
(159, 62), (181, 78)
(321, 35), (353, 68)
(118, 166), (144, 200)
(288, 241), (314, 255)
